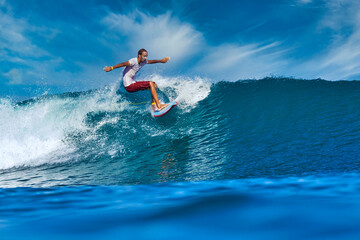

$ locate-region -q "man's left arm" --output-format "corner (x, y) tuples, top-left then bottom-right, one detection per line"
(147, 57), (171, 64)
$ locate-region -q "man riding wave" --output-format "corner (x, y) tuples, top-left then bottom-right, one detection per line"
(104, 49), (170, 111)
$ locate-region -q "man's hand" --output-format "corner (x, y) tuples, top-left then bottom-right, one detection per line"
(103, 66), (113, 72)
(161, 57), (171, 63)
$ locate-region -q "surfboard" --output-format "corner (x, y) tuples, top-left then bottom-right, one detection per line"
(151, 102), (177, 117)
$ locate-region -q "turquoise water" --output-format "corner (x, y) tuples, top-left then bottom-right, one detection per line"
(1, 78), (360, 239)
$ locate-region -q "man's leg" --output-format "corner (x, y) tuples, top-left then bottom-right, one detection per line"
(149, 81), (168, 110)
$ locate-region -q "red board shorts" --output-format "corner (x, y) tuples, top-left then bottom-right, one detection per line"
(125, 81), (151, 92)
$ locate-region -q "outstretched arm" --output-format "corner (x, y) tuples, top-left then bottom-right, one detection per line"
(147, 57), (171, 64)
(103, 61), (131, 72)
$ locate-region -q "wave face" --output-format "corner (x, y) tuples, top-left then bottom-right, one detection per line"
(1, 77), (360, 186)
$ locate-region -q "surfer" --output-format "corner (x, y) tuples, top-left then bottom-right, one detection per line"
(104, 49), (170, 111)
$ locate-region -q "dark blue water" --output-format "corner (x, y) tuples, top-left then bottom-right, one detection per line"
(1, 78), (360, 239)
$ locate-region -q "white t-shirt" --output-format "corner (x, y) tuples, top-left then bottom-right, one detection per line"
(122, 58), (147, 87)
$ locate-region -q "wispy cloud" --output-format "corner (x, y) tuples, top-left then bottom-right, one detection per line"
(3, 69), (22, 85)
(0, 0), (108, 91)
(300, 0), (360, 80)
(319, 29), (360, 79)
(298, 0), (312, 4)
(101, 10), (204, 65)
(194, 42), (289, 80)
(0, 0), (57, 88)
(0, 2), (49, 60)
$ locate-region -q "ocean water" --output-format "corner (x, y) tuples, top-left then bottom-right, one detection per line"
(1, 76), (360, 239)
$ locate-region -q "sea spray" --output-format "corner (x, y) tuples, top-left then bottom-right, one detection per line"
(0, 75), (212, 170)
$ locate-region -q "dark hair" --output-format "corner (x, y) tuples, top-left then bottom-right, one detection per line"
(138, 48), (147, 56)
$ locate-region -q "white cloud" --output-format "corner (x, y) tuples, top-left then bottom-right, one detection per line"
(101, 10), (204, 64)
(192, 1), (360, 81)
(298, 0), (312, 4)
(0, 3), (49, 59)
(317, 1), (359, 32)
(4, 68), (22, 85)
(194, 42), (289, 80)
(0, 2), (59, 87)
(300, 0), (360, 80)
(0, 1), (98, 89)
(319, 30), (360, 79)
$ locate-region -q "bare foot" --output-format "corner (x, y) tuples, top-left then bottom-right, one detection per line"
(154, 103), (169, 111)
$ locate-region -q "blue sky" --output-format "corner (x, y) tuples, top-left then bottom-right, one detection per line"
(1, 0), (360, 98)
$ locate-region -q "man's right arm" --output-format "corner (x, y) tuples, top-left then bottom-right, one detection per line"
(103, 61), (130, 72)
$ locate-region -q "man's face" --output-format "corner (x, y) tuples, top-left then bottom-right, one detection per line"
(139, 51), (148, 62)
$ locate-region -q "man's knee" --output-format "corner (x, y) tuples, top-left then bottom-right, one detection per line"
(150, 81), (157, 88)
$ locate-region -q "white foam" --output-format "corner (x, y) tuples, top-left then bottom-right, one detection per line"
(0, 87), (126, 170)
(0, 75), (212, 169)
(144, 74), (212, 111)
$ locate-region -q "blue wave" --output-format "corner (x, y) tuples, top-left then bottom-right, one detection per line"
(1, 78), (360, 186)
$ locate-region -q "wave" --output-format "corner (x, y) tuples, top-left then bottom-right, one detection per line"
(1, 77), (360, 186)
(0, 75), (211, 170)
